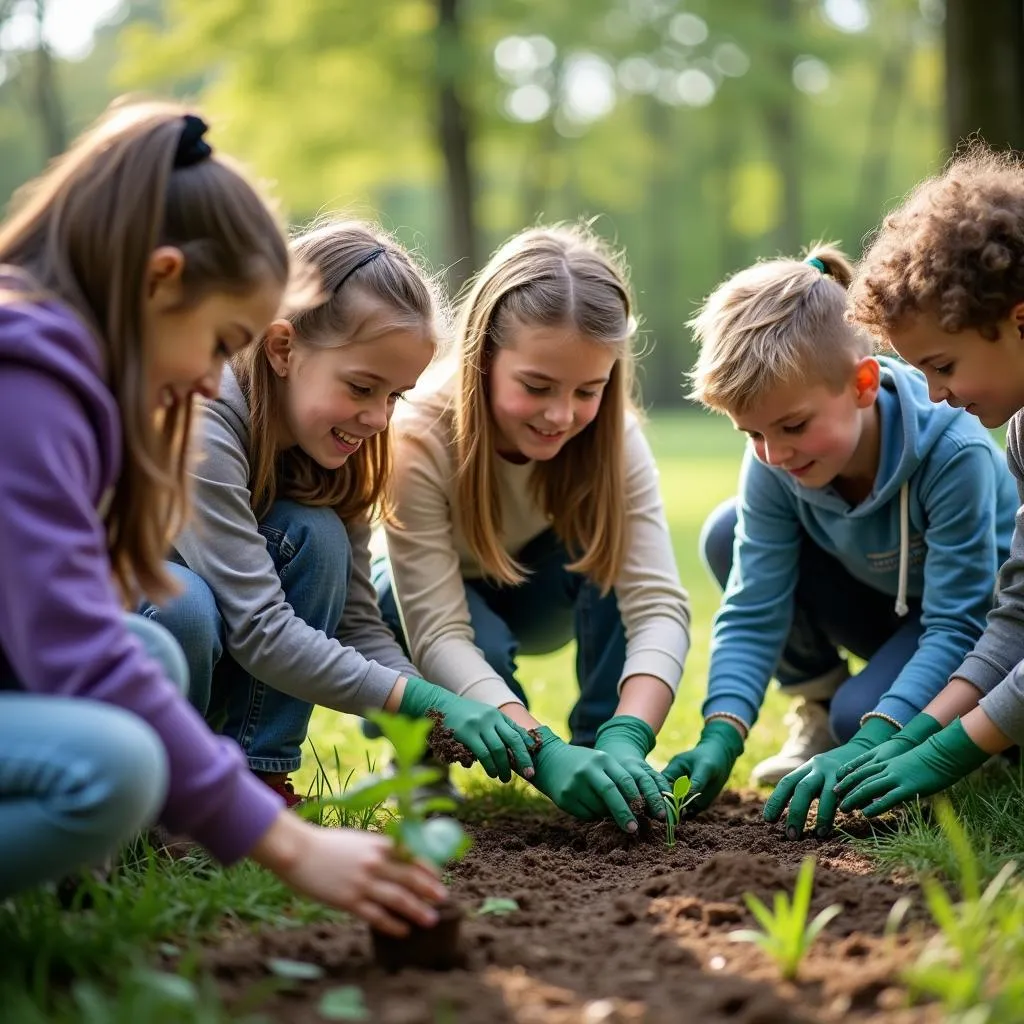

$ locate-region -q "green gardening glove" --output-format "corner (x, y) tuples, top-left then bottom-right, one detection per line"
(662, 719), (745, 814)
(529, 726), (643, 833)
(594, 715), (670, 820)
(763, 717), (897, 838)
(832, 713), (943, 794)
(398, 677), (536, 784)
(838, 719), (991, 817)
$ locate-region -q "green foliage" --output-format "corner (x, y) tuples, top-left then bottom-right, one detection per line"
(729, 856), (842, 981)
(309, 711), (471, 870)
(475, 897), (520, 916)
(902, 800), (1024, 1023)
(660, 775), (701, 847)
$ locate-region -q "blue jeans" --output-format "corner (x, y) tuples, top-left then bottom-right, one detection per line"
(142, 501), (351, 773)
(0, 615), (186, 897)
(375, 529), (624, 745)
(701, 498), (925, 743)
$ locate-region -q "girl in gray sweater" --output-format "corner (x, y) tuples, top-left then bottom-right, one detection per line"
(143, 221), (536, 805)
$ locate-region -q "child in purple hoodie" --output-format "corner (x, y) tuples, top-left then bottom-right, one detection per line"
(0, 99), (445, 936)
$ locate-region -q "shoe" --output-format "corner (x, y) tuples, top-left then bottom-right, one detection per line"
(254, 771), (304, 808)
(750, 698), (835, 786)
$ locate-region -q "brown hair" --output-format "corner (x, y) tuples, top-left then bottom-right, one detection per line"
(689, 242), (870, 413)
(233, 220), (440, 523)
(450, 223), (637, 593)
(851, 145), (1024, 341)
(0, 98), (293, 603)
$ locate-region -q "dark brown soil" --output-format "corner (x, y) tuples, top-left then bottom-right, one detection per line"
(197, 791), (940, 1023)
(426, 708), (476, 768)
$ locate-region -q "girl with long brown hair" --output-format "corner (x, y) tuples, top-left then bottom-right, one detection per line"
(377, 224), (691, 833)
(0, 103), (445, 936)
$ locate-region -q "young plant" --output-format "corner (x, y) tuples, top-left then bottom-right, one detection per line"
(661, 775), (701, 847)
(310, 711), (472, 870)
(729, 855), (842, 980)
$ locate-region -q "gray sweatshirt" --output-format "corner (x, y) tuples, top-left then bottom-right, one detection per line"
(955, 409), (1024, 743)
(172, 366), (417, 712)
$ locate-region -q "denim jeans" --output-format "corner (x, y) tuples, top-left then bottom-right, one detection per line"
(701, 498), (925, 742)
(142, 500), (351, 773)
(375, 529), (625, 746)
(0, 614), (186, 897)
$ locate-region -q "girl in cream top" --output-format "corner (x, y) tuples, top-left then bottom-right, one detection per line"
(378, 225), (691, 834)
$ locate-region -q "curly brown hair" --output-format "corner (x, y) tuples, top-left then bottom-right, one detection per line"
(850, 144), (1024, 341)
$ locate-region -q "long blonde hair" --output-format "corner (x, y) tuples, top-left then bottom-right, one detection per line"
(688, 242), (870, 413)
(233, 220), (440, 523)
(0, 98), (292, 602)
(452, 224), (637, 593)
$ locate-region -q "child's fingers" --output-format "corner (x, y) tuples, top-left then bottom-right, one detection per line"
(833, 759), (887, 797)
(365, 878), (442, 931)
(835, 749), (877, 780)
(375, 858), (447, 904)
(838, 773), (895, 813)
(497, 719), (536, 779)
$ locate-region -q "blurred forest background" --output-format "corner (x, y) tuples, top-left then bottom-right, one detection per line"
(0, 0), (1020, 405)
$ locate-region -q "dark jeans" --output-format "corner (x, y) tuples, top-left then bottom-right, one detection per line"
(702, 498), (925, 743)
(375, 529), (625, 745)
(142, 501), (351, 773)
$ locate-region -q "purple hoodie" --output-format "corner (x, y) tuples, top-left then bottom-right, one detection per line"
(0, 292), (282, 863)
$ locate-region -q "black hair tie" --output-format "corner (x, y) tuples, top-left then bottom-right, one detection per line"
(174, 114), (213, 169)
(334, 247), (386, 291)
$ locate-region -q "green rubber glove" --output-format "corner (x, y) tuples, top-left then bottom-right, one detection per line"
(838, 719), (991, 817)
(594, 715), (670, 820)
(763, 717), (897, 838)
(662, 719), (745, 814)
(529, 726), (642, 833)
(398, 677), (536, 784)
(833, 713), (943, 794)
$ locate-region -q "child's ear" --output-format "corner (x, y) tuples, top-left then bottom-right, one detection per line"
(853, 356), (881, 408)
(263, 321), (296, 378)
(1012, 301), (1024, 340)
(145, 246), (186, 307)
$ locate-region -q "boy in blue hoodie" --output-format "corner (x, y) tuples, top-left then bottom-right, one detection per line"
(664, 243), (1017, 839)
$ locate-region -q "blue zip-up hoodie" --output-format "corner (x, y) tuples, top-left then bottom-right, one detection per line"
(704, 357), (1018, 729)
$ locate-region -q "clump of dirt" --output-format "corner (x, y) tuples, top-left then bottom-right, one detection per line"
(197, 790), (940, 1024)
(425, 708), (475, 767)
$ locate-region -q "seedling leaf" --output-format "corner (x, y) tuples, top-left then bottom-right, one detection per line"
(672, 775), (692, 802)
(365, 711), (433, 772)
(399, 818), (473, 868)
(476, 897), (520, 916)
(267, 958), (325, 981)
(319, 986), (369, 1021)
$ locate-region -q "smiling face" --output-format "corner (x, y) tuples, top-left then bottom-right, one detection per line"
(887, 306), (1024, 428)
(729, 362), (880, 493)
(267, 294), (434, 468)
(487, 322), (619, 461)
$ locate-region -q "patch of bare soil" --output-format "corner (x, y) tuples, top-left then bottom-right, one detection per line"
(198, 791), (940, 1023)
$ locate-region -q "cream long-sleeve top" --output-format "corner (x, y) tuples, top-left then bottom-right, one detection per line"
(383, 389), (691, 708)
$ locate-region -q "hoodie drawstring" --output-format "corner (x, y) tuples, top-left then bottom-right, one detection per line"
(895, 481), (910, 617)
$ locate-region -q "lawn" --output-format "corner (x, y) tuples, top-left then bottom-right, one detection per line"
(3, 410), (1023, 1024)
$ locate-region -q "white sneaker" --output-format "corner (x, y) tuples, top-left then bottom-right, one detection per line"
(750, 698), (835, 786)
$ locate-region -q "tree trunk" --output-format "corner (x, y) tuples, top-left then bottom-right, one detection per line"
(765, 0), (800, 254)
(436, 0), (479, 291)
(945, 0), (1024, 151)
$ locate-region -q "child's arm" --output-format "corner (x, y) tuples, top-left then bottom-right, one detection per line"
(175, 404), (402, 714)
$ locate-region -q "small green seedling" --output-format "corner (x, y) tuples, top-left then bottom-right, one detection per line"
(475, 897), (520, 917)
(661, 776), (701, 847)
(729, 855), (842, 980)
(309, 711), (472, 870)
(318, 985), (370, 1021)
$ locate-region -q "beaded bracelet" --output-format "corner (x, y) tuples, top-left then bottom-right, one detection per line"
(704, 711), (750, 736)
(859, 710), (903, 730)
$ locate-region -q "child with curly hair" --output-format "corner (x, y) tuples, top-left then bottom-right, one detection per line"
(836, 146), (1024, 817)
